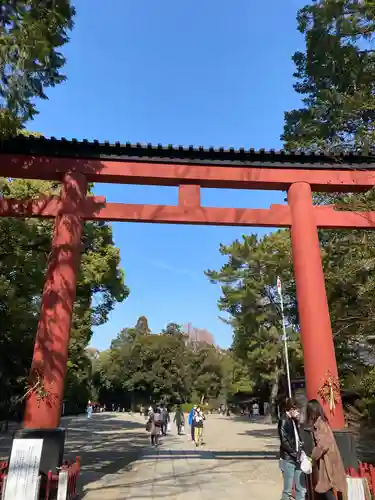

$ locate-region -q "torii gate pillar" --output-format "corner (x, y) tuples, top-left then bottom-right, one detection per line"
(23, 172), (88, 429)
(288, 182), (345, 429)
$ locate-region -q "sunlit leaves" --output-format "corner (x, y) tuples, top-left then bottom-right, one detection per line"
(283, 0), (375, 153)
(0, 1), (74, 137)
(206, 231), (303, 409)
(0, 177), (128, 414)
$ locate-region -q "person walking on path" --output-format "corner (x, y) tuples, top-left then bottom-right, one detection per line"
(147, 407), (162, 447)
(148, 406), (153, 419)
(188, 405), (197, 441)
(278, 399), (306, 500)
(174, 406), (185, 435)
(87, 401), (93, 419)
(306, 399), (347, 500)
(193, 406), (205, 447)
(161, 405), (170, 436)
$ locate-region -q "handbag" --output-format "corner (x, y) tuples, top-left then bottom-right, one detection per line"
(300, 451), (312, 475)
(181, 425), (185, 434)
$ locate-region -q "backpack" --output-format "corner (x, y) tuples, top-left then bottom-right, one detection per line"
(194, 415), (204, 428)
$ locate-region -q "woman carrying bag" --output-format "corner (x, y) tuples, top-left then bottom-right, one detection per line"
(147, 407), (162, 447)
(306, 399), (347, 500)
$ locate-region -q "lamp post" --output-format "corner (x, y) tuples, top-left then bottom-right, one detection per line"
(277, 276), (292, 398)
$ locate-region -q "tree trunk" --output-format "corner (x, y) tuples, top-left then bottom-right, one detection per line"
(269, 364), (280, 423)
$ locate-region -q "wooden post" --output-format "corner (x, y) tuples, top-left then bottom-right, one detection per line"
(288, 181), (345, 429)
(23, 173), (87, 429)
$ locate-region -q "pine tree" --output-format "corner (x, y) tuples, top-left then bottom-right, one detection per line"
(282, 0), (375, 153)
(0, 1), (75, 136)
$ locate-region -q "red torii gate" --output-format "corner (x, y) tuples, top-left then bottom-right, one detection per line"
(1, 136), (375, 431)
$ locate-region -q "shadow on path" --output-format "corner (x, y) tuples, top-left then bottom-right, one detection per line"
(0, 414), (150, 490)
(64, 414), (150, 486)
(238, 427), (278, 439)
(82, 446), (279, 498)
(139, 448), (278, 461)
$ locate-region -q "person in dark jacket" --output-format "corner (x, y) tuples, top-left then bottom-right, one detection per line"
(174, 406), (185, 435)
(160, 405), (170, 436)
(278, 399), (306, 500)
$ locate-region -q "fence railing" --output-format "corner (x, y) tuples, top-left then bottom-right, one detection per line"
(44, 456), (81, 500)
(347, 463), (375, 498)
(0, 456), (81, 500)
(0, 462), (7, 500)
(305, 462), (375, 499)
(2, 455), (374, 499)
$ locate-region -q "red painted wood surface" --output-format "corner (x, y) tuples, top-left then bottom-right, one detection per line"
(1, 153), (375, 191)
(1, 197), (375, 229)
(23, 174), (88, 429)
(83, 202), (293, 226)
(288, 182), (345, 429)
(1, 151), (375, 430)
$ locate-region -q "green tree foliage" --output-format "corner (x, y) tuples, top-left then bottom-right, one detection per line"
(0, 1), (131, 419)
(161, 322), (183, 335)
(205, 231), (303, 413)
(99, 319), (191, 406)
(0, 1), (75, 136)
(318, 202), (375, 379)
(93, 317), (225, 408)
(282, 0), (375, 153)
(189, 344), (224, 401)
(0, 178), (129, 418)
(220, 350), (254, 401)
(282, 0), (375, 391)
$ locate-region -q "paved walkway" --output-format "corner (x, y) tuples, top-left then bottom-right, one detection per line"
(79, 413), (282, 500)
(0, 412), (282, 499)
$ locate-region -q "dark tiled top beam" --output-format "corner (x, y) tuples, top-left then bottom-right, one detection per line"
(0, 135), (375, 170)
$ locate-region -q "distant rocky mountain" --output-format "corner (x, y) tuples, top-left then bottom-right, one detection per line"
(183, 323), (216, 346)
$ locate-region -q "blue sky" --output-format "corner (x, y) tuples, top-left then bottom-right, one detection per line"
(32, 0), (307, 349)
